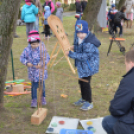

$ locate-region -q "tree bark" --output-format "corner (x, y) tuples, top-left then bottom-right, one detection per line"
(82, 0), (102, 31)
(118, 0), (126, 10)
(0, 0), (21, 109)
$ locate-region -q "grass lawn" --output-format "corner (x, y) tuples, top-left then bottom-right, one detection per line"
(1, 16), (134, 134)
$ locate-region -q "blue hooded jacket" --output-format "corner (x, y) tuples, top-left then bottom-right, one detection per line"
(44, 6), (51, 25)
(21, 4), (38, 23)
(68, 32), (101, 78)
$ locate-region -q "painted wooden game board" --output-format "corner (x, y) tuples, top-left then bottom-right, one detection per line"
(80, 118), (107, 134)
(46, 116), (79, 134)
(48, 15), (76, 74)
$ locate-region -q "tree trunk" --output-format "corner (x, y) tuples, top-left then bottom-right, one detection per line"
(0, 0), (21, 109)
(82, 0), (102, 31)
(118, 0), (126, 10)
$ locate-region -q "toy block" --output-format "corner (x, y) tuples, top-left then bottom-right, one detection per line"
(12, 84), (24, 92)
(31, 108), (48, 125)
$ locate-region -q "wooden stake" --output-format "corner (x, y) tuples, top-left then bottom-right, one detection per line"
(46, 69), (89, 83)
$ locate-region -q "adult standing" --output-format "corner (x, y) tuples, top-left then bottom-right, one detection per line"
(32, 0), (42, 32)
(125, 0), (134, 28)
(43, 0), (55, 14)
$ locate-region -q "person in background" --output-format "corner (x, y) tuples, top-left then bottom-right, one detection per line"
(102, 50), (134, 134)
(21, 0), (38, 37)
(125, 0), (134, 28)
(108, 4), (118, 34)
(32, 0), (42, 32)
(44, 6), (51, 39)
(81, 0), (87, 13)
(56, 1), (63, 22)
(75, 0), (82, 20)
(43, 0), (55, 14)
(113, 6), (128, 37)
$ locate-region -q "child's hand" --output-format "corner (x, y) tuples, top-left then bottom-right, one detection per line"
(70, 46), (74, 51)
(66, 51), (69, 56)
(36, 64), (42, 69)
(27, 63), (33, 67)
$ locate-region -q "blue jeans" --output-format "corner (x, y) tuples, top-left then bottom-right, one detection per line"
(34, 16), (39, 32)
(102, 115), (119, 134)
(31, 81), (45, 99)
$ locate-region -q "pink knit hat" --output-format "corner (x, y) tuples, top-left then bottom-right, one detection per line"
(28, 30), (40, 43)
(56, 1), (61, 7)
(25, 0), (31, 2)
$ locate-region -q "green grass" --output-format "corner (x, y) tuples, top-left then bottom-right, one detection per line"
(1, 16), (134, 133)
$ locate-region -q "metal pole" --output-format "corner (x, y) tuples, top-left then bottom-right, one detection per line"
(11, 49), (15, 80)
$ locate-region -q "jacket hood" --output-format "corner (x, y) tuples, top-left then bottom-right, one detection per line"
(25, 3), (33, 7)
(45, 6), (50, 12)
(84, 32), (101, 47)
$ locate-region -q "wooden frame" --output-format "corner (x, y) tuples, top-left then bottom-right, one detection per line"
(48, 15), (76, 74)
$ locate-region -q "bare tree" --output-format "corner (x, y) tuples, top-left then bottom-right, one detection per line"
(82, 0), (103, 31)
(0, 0), (21, 109)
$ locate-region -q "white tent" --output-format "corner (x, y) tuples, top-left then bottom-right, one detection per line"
(97, 0), (107, 28)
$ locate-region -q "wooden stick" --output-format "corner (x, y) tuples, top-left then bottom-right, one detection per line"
(54, 56), (65, 66)
(50, 46), (61, 68)
(46, 69), (89, 83)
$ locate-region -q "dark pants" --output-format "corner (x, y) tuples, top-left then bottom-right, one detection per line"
(79, 76), (92, 103)
(44, 25), (50, 37)
(102, 115), (119, 134)
(109, 20), (117, 34)
(31, 81), (45, 100)
(114, 22), (122, 35)
(102, 115), (134, 134)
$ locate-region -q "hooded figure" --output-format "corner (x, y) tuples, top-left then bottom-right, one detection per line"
(21, 2), (38, 23)
(44, 6), (51, 25)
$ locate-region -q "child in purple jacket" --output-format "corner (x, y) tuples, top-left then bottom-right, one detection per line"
(20, 30), (50, 108)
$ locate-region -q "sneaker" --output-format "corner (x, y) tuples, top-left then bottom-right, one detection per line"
(31, 99), (37, 108)
(80, 102), (93, 111)
(73, 98), (86, 106)
(119, 34), (123, 37)
(42, 97), (47, 105)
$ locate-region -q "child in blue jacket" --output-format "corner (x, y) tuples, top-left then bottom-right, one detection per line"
(44, 6), (51, 39)
(21, 0), (38, 37)
(66, 20), (101, 111)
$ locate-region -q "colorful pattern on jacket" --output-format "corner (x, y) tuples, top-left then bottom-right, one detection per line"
(69, 32), (100, 78)
(20, 42), (50, 82)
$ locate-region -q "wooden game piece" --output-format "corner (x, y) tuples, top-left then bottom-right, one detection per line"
(12, 84), (24, 92)
(87, 126), (93, 130)
(90, 128), (96, 133)
(59, 121), (65, 125)
(31, 108), (48, 125)
(47, 128), (54, 132)
(87, 121), (93, 125)
(60, 94), (68, 98)
(51, 122), (57, 127)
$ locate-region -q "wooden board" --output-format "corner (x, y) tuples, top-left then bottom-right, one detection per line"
(31, 108), (48, 125)
(109, 38), (126, 41)
(48, 15), (71, 52)
(48, 15), (76, 74)
(12, 84), (24, 92)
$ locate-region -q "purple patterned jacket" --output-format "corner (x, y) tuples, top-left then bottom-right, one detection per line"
(20, 42), (50, 82)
